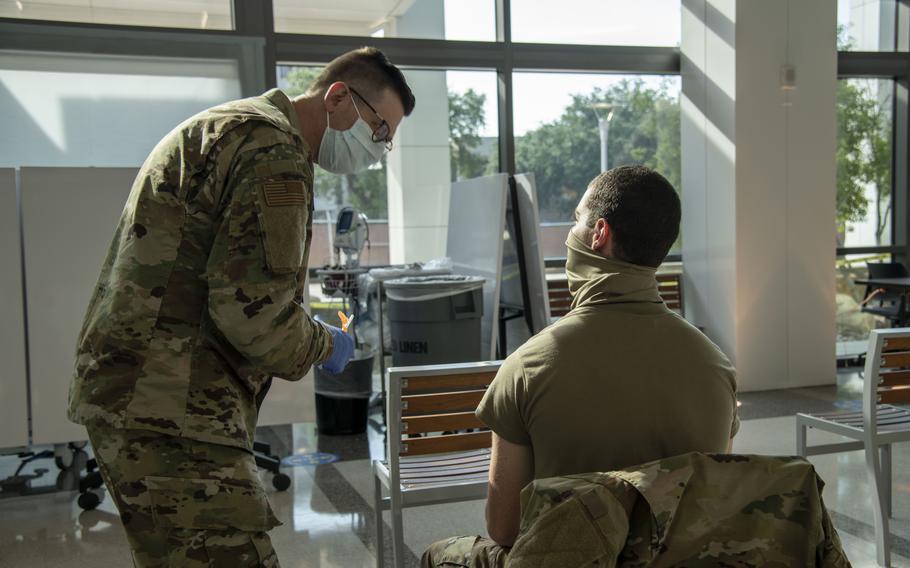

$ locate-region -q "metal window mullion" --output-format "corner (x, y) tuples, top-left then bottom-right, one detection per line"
(0, 20), (247, 54)
(497, 69), (515, 175)
(836, 246), (904, 256)
(496, 0), (515, 176)
(274, 33), (507, 68)
(232, 0), (275, 91)
(896, 1), (910, 264)
(511, 44), (679, 74)
(895, 79), (910, 263)
(274, 34), (679, 74)
(496, 0), (510, 44)
(838, 51), (910, 79)
(0, 15), (235, 38)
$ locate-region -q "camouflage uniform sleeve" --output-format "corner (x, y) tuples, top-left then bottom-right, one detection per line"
(206, 136), (333, 381)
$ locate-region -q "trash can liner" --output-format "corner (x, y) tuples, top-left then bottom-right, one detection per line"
(366, 263), (451, 282)
(314, 349), (373, 399)
(384, 275), (485, 303)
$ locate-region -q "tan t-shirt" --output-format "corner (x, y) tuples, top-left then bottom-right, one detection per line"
(476, 250), (738, 479)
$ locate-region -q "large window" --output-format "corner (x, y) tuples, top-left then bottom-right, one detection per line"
(0, 51), (242, 167)
(835, 77), (895, 351)
(0, 0), (232, 30)
(276, 65), (499, 267)
(513, 72), (681, 257)
(837, 0), (897, 51)
(834, 0), (903, 358)
(837, 78), (894, 249)
(272, 0), (496, 41)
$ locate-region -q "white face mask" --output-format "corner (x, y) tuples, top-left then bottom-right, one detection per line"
(317, 94), (388, 175)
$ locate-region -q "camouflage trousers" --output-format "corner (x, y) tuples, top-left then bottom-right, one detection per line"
(421, 536), (508, 568)
(87, 426), (282, 567)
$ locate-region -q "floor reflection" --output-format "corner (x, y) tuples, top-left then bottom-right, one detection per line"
(0, 379), (907, 567)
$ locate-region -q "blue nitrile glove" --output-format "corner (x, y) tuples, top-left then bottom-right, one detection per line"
(316, 318), (354, 374)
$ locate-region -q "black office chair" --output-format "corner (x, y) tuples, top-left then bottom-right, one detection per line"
(254, 378), (291, 491)
(862, 262), (910, 326)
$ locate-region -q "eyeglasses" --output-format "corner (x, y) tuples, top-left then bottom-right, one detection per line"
(349, 87), (393, 151)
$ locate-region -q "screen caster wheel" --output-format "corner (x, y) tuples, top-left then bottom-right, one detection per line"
(78, 490), (102, 511)
(272, 473), (291, 492)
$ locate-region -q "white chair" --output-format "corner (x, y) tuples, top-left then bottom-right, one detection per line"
(372, 361), (501, 568)
(797, 328), (910, 567)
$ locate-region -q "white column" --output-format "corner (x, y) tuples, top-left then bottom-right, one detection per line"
(385, 1), (452, 263)
(681, 0), (837, 391)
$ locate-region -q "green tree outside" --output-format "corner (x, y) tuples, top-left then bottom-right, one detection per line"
(836, 79), (892, 245)
(514, 79), (680, 222)
(835, 26), (892, 245)
(448, 88), (491, 181)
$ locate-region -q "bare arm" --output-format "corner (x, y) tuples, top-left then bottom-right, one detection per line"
(485, 433), (534, 547)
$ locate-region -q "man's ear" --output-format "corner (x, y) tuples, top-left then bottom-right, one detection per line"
(591, 218), (610, 252)
(324, 82), (350, 113)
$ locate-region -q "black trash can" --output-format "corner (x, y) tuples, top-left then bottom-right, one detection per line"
(314, 349), (373, 435)
(384, 275), (485, 366)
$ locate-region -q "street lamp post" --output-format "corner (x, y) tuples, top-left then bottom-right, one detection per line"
(592, 102), (614, 173)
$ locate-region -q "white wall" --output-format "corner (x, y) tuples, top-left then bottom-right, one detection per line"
(0, 169), (29, 449)
(682, 0), (837, 391)
(680, 0), (738, 367)
(779, 0), (838, 387)
(385, 2), (453, 263)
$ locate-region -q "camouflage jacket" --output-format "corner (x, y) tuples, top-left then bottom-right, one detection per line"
(67, 89), (333, 451)
(507, 453), (851, 568)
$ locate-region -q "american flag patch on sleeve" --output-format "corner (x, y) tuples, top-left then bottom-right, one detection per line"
(261, 180), (306, 207)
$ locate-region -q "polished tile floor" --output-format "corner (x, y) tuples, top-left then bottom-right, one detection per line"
(1, 370), (907, 567)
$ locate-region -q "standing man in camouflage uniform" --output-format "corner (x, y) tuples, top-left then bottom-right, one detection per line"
(67, 47), (415, 567)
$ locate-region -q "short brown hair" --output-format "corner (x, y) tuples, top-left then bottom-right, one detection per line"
(585, 165), (681, 268)
(308, 47), (416, 116)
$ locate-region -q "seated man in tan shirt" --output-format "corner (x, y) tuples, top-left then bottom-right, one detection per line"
(422, 165), (739, 567)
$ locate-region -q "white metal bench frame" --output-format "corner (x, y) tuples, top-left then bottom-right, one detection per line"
(797, 328), (910, 567)
(372, 361), (502, 568)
